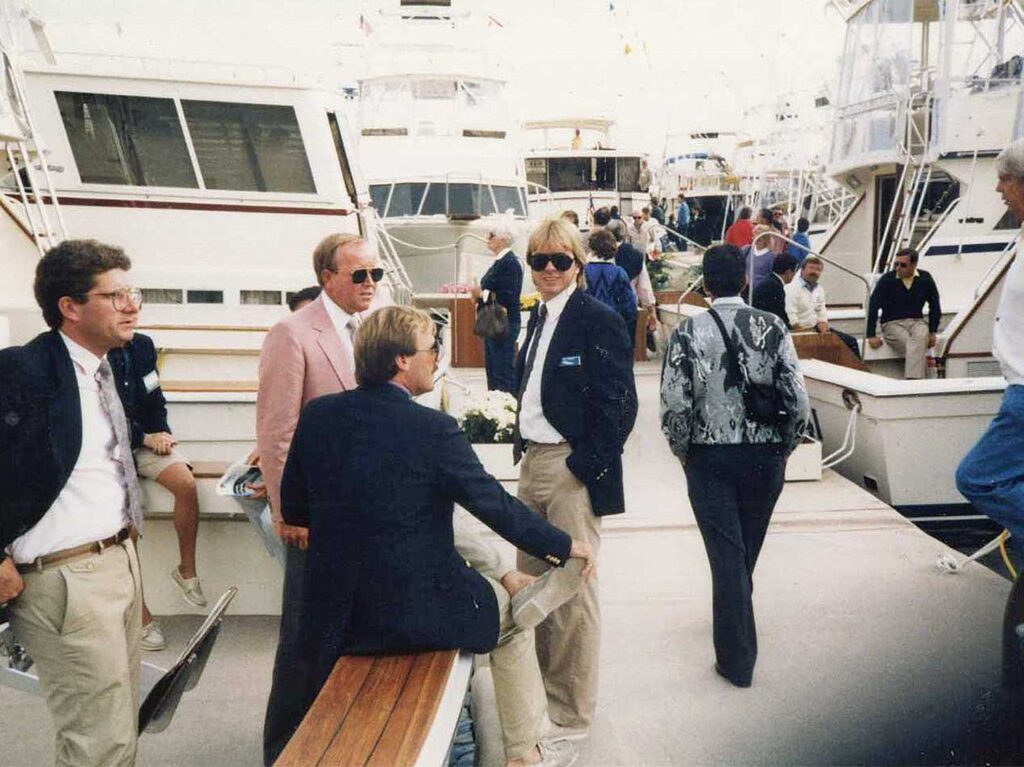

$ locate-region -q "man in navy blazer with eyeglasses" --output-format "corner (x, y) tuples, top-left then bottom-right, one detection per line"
(512, 218), (637, 742)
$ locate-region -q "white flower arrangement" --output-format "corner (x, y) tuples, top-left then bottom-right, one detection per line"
(451, 390), (518, 444)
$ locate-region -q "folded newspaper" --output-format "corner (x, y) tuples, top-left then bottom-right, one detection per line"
(216, 454), (263, 497)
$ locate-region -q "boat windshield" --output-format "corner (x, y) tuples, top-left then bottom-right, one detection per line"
(831, 0), (914, 170)
(371, 181), (525, 218)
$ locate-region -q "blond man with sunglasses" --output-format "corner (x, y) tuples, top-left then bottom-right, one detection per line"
(513, 219), (638, 741)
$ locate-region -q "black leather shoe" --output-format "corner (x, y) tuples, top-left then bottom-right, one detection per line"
(714, 663), (752, 688)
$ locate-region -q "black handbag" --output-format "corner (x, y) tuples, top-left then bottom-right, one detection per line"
(473, 293), (510, 340)
(708, 308), (789, 427)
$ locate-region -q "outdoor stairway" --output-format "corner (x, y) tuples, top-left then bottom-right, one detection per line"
(134, 321), (280, 615)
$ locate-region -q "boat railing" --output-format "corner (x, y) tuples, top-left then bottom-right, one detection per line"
(752, 230), (874, 337)
(0, 36), (67, 255)
(660, 222), (708, 255)
(525, 180), (553, 206)
(369, 208), (415, 306)
(974, 234), (1020, 300)
(909, 197), (962, 256)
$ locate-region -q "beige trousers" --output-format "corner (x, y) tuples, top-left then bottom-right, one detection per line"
(11, 539), (143, 767)
(516, 443), (602, 730)
(881, 318), (930, 379)
(485, 575), (547, 760)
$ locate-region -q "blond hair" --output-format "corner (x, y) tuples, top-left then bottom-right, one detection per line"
(526, 218), (588, 286)
(312, 233), (365, 286)
(354, 305), (434, 387)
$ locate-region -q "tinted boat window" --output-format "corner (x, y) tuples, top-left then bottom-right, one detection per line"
(369, 184), (391, 214)
(387, 182), (427, 216)
(617, 157), (641, 193)
(448, 183), (481, 217)
(56, 91), (197, 188)
(493, 185), (526, 216)
(182, 101), (315, 193)
(422, 182), (447, 215)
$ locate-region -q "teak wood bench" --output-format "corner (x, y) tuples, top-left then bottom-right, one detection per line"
(275, 650), (472, 767)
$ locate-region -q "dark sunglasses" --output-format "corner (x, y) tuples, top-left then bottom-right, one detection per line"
(351, 267), (385, 284)
(894, 261), (912, 268)
(528, 252), (575, 272)
(413, 334), (443, 356)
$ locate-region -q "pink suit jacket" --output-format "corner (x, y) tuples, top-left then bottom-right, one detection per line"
(257, 298), (356, 517)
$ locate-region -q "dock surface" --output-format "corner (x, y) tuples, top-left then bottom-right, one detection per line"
(1, 362), (1015, 765)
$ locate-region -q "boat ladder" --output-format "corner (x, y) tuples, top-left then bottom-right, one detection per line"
(0, 6), (67, 254)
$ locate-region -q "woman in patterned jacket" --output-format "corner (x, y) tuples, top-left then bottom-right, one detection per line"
(660, 243), (809, 688)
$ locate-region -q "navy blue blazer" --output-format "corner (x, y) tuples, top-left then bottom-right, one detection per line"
(751, 273), (791, 329)
(479, 250), (524, 334)
(280, 384), (571, 691)
(514, 290), (638, 516)
(0, 331), (83, 552)
(108, 332), (171, 450)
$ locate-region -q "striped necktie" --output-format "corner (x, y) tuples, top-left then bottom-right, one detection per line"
(95, 358), (144, 532)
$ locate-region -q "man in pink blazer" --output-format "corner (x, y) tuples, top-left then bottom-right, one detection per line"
(259, 232), (381, 765)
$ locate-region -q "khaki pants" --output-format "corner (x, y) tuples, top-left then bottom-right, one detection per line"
(11, 539), (143, 767)
(485, 575), (547, 760)
(516, 443), (602, 730)
(881, 318), (930, 379)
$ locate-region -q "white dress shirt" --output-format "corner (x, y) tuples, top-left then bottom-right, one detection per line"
(520, 284), (575, 443)
(785, 276), (828, 329)
(994, 235), (1024, 385)
(320, 292), (359, 372)
(10, 333), (130, 563)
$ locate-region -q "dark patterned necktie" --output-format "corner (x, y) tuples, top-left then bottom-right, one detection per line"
(513, 304), (547, 465)
(95, 358), (144, 532)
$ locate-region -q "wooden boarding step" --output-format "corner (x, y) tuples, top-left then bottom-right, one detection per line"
(792, 331), (867, 372)
(276, 651), (459, 767)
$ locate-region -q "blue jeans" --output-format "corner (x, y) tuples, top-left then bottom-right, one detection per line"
(484, 328), (518, 393)
(956, 385), (1024, 545)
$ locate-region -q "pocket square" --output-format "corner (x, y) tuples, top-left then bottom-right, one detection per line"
(559, 355), (582, 367)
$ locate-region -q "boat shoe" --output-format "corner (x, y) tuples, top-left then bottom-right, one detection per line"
(171, 566), (208, 608)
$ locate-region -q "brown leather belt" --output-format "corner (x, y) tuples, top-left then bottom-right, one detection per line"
(16, 527), (132, 574)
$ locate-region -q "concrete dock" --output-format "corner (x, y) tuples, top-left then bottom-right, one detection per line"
(1, 362), (1017, 765)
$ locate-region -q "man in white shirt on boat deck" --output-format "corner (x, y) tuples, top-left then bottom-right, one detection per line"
(784, 256), (862, 360)
(957, 139), (1024, 644)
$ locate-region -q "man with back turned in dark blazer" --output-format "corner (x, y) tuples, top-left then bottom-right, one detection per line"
(280, 305), (594, 767)
(0, 240), (145, 766)
(513, 218), (638, 741)
(751, 252), (797, 328)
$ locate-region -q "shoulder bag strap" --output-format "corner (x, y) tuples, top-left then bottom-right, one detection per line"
(707, 308), (746, 385)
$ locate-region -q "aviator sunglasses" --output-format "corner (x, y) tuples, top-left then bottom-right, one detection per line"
(350, 267), (385, 284)
(527, 253), (575, 272)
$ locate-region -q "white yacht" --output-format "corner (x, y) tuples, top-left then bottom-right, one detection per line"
(353, 0), (529, 293)
(799, 0), (1024, 524)
(659, 130), (746, 246)
(522, 117), (650, 228)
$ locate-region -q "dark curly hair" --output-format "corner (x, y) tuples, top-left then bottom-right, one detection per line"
(34, 240), (131, 329)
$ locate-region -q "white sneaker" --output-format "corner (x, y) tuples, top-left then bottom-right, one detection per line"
(140, 620), (166, 652)
(171, 567), (208, 608)
(538, 738), (578, 767)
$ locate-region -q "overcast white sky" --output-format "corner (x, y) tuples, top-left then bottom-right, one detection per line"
(28, 0), (848, 156)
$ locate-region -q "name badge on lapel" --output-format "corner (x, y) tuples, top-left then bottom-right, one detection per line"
(142, 370), (160, 393)
(559, 355), (582, 367)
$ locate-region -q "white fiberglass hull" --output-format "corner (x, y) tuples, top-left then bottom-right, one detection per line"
(801, 359), (1005, 517)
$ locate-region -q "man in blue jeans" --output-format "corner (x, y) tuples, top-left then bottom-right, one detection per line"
(956, 138), (1024, 680)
